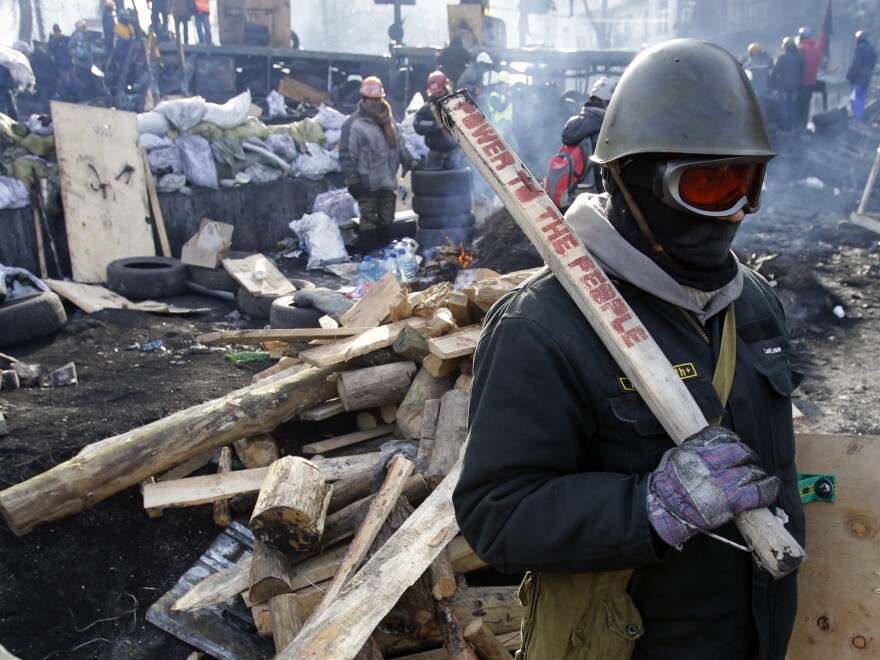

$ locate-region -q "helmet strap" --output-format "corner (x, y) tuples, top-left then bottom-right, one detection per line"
(608, 162), (673, 262)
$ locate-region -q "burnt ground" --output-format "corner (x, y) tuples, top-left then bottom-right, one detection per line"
(1, 133), (880, 659)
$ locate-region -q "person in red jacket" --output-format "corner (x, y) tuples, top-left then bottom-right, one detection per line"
(796, 26), (823, 129)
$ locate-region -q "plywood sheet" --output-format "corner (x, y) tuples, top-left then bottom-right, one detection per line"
(789, 433), (880, 657)
(221, 253), (296, 297)
(51, 101), (154, 283)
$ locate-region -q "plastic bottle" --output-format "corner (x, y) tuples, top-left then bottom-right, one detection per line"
(396, 247), (417, 282)
(253, 256), (269, 281)
(358, 255), (378, 282)
(382, 248), (402, 281)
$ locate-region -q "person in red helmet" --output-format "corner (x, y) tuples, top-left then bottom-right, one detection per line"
(413, 70), (463, 170)
(346, 76), (417, 253)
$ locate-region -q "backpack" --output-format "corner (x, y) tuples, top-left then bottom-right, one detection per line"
(544, 140), (593, 210)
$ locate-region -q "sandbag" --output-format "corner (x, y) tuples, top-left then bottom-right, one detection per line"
(154, 96), (208, 133)
(177, 134), (218, 189)
(289, 211), (350, 269)
(202, 90), (252, 129)
(137, 111), (171, 135)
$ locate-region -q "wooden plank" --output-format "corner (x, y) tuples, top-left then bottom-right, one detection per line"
(299, 399), (346, 421)
(44, 279), (207, 315)
(340, 272), (403, 328)
(198, 328), (365, 345)
(426, 326), (482, 360)
(142, 453), (382, 510)
(51, 100), (154, 283)
(301, 425), (396, 455)
(221, 253), (296, 297)
(141, 147), (171, 257)
(789, 433), (880, 657)
(275, 458), (464, 659)
(299, 318), (429, 368)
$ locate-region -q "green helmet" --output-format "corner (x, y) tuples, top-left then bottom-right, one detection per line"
(593, 39), (776, 164)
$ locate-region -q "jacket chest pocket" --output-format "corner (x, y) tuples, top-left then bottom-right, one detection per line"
(753, 356), (802, 466)
(609, 376), (724, 437)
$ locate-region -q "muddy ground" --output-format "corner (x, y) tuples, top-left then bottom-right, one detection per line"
(1, 132), (879, 659)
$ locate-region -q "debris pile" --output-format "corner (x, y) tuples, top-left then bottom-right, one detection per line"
(0, 266), (540, 658)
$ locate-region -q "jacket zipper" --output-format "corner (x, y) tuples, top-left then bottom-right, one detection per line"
(678, 307), (710, 344)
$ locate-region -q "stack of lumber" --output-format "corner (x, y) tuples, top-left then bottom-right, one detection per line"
(0, 267), (540, 660)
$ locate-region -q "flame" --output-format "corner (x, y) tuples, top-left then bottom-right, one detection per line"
(457, 243), (474, 268)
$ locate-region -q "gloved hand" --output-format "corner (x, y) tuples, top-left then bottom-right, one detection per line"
(346, 175), (362, 200)
(409, 159), (424, 172)
(646, 425), (779, 549)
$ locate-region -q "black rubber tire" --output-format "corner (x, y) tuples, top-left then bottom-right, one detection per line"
(270, 295), (325, 329)
(417, 212), (476, 230)
(0, 292), (67, 348)
(415, 226), (476, 254)
(106, 257), (188, 300)
(411, 169), (472, 196)
(412, 193), (473, 217)
(236, 279), (315, 320)
(187, 250), (254, 294)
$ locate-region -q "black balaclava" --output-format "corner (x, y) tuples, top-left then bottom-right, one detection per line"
(603, 159), (741, 291)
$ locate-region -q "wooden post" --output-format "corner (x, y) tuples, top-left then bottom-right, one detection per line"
(327, 467), (376, 514)
(436, 599), (478, 660)
(424, 391), (470, 487)
(212, 446), (233, 527)
(249, 540), (292, 605)
(428, 547), (457, 601)
(250, 456), (333, 552)
(0, 364), (344, 536)
(233, 434), (279, 468)
(396, 368), (455, 440)
(269, 593), (304, 653)
(141, 146), (172, 257)
(337, 361), (418, 411)
(416, 399), (442, 475)
(463, 619), (512, 660)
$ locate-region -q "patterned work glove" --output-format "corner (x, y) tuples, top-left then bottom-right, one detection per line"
(646, 425), (780, 549)
(346, 175), (362, 200)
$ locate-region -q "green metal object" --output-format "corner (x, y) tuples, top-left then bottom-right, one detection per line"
(224, 351), (271, 363)
(797, 473), (836, 504)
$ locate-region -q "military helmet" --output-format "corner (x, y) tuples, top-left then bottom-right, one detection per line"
(592, 39), (775, 164)
(748, 42), (762, 56)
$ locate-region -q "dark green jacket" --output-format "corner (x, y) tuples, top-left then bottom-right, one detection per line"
(453, 257), (805, 659)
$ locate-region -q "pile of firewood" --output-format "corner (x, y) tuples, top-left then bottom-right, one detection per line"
(0, 266), (540, 659)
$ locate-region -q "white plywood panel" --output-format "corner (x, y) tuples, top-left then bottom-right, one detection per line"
(52, 101), (154, 283)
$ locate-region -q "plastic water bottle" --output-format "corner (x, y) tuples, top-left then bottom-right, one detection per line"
(382, 248), (402, 281)
(358, 255), (378, 282)
(396, 247), (417, 282)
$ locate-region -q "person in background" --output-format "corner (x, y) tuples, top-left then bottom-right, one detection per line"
(487, 70), (516, 150)
(457, 50), (493, 106)
(28, 40), (57, 114)
(68, 20), (95, 100)
(770, 37), (804, 134)
(846, 30), (877, 122)
(559, 75), (616, 195)
(102, 1), (116, 52)
(453, 38), (804, 660)
(436, 34), (472, 87)
(147, 0), (169, 40)
(414, 70), (463, 171)
(796, 26), (823, 129)
(171, 0), (194, 45)
(0, 62), (19, 120)
(743, 42), (774, 123)
(346, 76), (416, 254)
(194, 0), (213, 45)
(109, 11), (135, 84)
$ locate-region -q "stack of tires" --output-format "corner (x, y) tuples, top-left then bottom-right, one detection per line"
(411, 169), (476, 259)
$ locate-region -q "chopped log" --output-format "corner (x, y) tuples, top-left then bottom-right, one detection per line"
(353, 637), (386, 659)
(172, 553), (252, 612)
(337, 361), (418, 411)
(427, 326), (481, 360)
(464, 619), (513, 659)
(393, 325), (431, 362)
(0, 364), (344, 536)
(300, 399), (346, 421)
(415, 399), (442, 475)
(413, 282), (452, 318)
(388, 289), (414, 323)
(447, 535), (487, 574)
(328, 467), (375, 513)
(446, 291), (472, 327)
(397, 368), (455, 440)
(422, 353), (462, 379)
(252, 357), (305, 384)
(298, 318), (428, 368)
(454, 373), (473, 393)
(250, 457), (332, 552)
(308, 455), (415, 622)
(428, 547), (457, 600)
(380, 403), (397, 424)
(269, 593), (304, 653)
(426, 308), (455, 337)
(436, 598), (479, 660)
(141, 453), (381, 511)
(340, 272), (403, 328)
(252, 600), (272, 636)
(198, 328), (363, 346)
(473, 269), (539, 306)
(212, 446), (233, 527)
(301, 424), (395, 455)
(249, 540), (292, 605)
(424, 391), (470, 487)
(232, 434), (279, 469)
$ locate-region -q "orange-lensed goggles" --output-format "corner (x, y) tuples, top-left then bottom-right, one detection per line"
(656, 156), (768, 218)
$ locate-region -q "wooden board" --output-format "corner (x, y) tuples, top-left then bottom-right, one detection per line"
(299, 318), (428, 368)
(45, 279), (208, 315)
(197, 328), (365, 345)
(789, 433), (880, 658)
(51, 101), (154, 283)
(339, 272), (403, 329)
(222, 254), (296, 297)
(426, 326), (481, 360)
